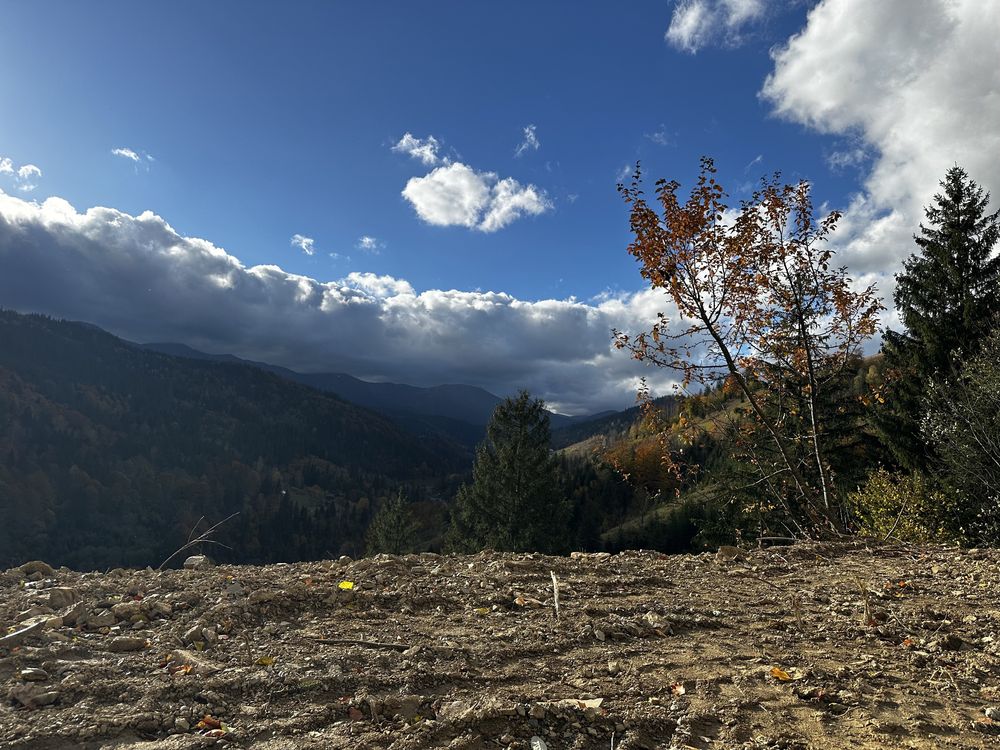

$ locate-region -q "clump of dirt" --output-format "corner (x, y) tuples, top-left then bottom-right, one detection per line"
(2, 542), (999, 749)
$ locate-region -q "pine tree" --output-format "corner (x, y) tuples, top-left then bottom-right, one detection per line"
(365, 490), (414, 555)
(878, 166), (1000, 469)
(448, 390), (568, 553)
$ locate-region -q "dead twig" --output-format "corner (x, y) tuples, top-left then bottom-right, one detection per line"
(157, 512), (239, 571)
(307, 637), (410, 652)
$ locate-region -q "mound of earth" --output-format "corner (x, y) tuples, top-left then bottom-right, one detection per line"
(2, 542), (999, 749)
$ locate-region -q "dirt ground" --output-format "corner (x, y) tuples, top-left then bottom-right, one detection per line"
(2, 541), (999, 749)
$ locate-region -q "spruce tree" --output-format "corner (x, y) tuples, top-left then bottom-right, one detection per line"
(365, 491), (414, 555)
(878, 166), (1000, 470)
(448, 390), (568, 553)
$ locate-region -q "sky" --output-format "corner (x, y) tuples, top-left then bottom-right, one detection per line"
(1, 0), (998, 413)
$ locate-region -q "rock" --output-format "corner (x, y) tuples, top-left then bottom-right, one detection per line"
(183, 624), (203, 644)
(175, 717), (191, 732)
(0, 618), (47, 648)
(985, 707), (1000, 721)
(168, 649), (221, 675)
(529, 704), (546, 720)
(248, 589), (280, 605)
(112, 601), (142, 620)
(183, 555), (213, 570)
(716, 545), (747, 562)
(85, 610), (117, 629)
(142, 599), (173, 618)
(9, 684), (59, 708)
(109, 636), (147, 652)
(47, 587), (80, 608)
(20, 560), (55, 576)
(19, 668), (49, 681)
(529, 737), (549, 750)
(60, 601), (87, 626)
(439, 700), (474, 722)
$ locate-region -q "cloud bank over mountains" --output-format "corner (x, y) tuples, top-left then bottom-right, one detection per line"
(0, 188), (674, 414)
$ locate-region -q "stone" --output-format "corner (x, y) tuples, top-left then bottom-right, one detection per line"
(0, 619), (47, 648)
(183, 624), (203, 644)
(529, 704), (546, 720)
(175, 717), (191, 731)
(85, 610), (117, 629)
(47, 587), (80, 608)
(60, 601), (87, 626)
(168, 649), (220, 676)
(183, 555), (213, 571)
(19, 668), (49, 681)
(439, 700), (474, 722)
(20, 560), (55, 576)
(112, 601), (142, 620)
(9, 684), (59, 709)
(985, 707), (1000, 721)
(716, 545), (747, 562)
(109, 636), (147, 652)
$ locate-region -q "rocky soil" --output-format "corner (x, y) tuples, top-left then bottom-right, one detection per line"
(2, 542), (999, 749)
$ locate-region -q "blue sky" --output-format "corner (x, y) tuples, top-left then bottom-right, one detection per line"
(2, 1), (997, 412)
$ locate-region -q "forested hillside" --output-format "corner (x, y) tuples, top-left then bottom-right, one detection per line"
(0, 311), (467, 570)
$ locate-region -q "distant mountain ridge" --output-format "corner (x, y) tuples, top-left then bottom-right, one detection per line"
(0, 310), (468, 569)
(140, 342), (611, 442)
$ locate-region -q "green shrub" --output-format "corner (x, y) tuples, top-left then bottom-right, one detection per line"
(848, 468), (962, 543)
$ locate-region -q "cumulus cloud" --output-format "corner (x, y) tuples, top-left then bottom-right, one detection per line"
(290, 234), (316, 256)
(761, 0), (1000, 298)
(391, 133), (443, 166)
(514, 124), (540, 157)
(401, 162), (551, 232)
(0, 156), (42, 192)
(0, 189), (680, 413)
(666, 0), (768, 53)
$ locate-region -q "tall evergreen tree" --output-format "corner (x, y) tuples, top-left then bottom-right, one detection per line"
(877, 166), (1000, 470)
(448, 390), (568, 553)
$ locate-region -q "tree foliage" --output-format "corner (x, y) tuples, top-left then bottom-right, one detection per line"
(615, 158), (881, 535)
(448, 391), (568, 553)
(922, 328), (1000, 544)
(878, 166), (1000, 470)
(365, 491), (416, 555)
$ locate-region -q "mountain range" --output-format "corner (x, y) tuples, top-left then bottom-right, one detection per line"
(139, 342), (615, 447)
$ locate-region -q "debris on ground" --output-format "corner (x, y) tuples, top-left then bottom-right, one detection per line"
(2, 542), (999, 748)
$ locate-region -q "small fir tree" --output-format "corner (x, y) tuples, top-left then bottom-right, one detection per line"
(365, 491), (415, 556)
(449, 391), (568, 553)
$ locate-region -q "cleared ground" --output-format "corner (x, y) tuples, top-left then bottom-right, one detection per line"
(2, 542), (999, 749)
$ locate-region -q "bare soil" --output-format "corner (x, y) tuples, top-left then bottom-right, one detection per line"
(2, 542), (999, 749)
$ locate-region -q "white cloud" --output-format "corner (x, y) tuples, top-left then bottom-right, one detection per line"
(644, 124), (673, 146)
(401, 161), (551, 232)
(761, 0), (1000, 296)
(111, 147), (140, 162)
(0, 156), (41, 192)
(665, 0), (768, 53)
(514, 124), (540, 157)
(356, 235), (383, 253)
(0, 188), (680, 413)
(391, 133), (444, 167)
(290, 233), (316, 256)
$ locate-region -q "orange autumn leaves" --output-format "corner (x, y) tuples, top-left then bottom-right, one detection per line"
(615, 158), (883, 532)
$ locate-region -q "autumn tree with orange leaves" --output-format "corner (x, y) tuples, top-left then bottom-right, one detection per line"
(615, 158), (882, 536)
